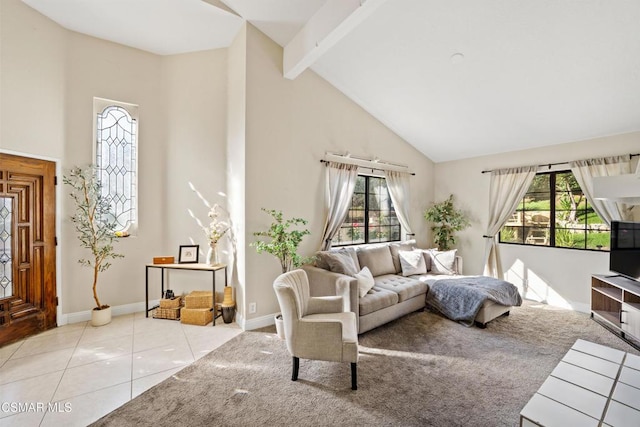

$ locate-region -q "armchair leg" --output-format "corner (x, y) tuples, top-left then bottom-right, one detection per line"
(292, 357), (299, 381)
(351, 362), (357, 390)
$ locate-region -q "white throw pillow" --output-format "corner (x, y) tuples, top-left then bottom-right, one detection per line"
(398, 249), (427, 276)
(429, 249), (457, 275)
(355, 266), (375, 297)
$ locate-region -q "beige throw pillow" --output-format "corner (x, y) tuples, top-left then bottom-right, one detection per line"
(428, 249), (457, 275)
(398, 249), (427, 276)
(324, 251), (359, 276)
(355, 266), (375, 297)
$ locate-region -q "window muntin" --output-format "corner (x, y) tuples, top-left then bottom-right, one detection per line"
(94, 100), (138, 233)
(334, 175), (401, 246)
(499, 171), (610, 250)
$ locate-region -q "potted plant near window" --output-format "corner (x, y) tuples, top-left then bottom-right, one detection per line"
(252, 208), (312, 274)
(423, 194), (470, 250)
(64, 166), (123, 326)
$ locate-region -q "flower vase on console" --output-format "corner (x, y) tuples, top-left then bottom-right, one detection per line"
(206, 242), (219, 266)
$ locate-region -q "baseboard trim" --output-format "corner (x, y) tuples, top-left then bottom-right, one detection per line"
(241, 312), (277, 331)
(59, 300), (159, 325)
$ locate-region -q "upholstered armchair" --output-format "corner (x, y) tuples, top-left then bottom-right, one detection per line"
(273, 269), (359, 390)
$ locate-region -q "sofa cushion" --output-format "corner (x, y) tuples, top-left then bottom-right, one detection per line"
(357, 246), (396, 277)
(355, 266), (375, 297)
(316, 247), (360, 272)
(358, 287), (399, 316)
(389, 240), (416, 274)
(428, 249), (457, 275)
(398, 249), (427, 276)
(323, 251), (359, 276)
(373, 274), (427, 302)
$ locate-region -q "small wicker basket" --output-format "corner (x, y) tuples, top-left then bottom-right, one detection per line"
(184, 291), (214, 309)
(159, 296), (182, 309)
(153, 307), (181, 320)
(181, 307), (213, 326)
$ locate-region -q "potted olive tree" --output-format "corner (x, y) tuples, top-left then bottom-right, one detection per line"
(423, 194), (470, 250)
(64, 166), (123, 326)
(252, 208), (312, 273)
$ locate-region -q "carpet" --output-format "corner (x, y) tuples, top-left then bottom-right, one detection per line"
(93, 302), (639, 427)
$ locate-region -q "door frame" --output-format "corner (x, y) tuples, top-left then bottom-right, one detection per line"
(0, 149), (64, 324)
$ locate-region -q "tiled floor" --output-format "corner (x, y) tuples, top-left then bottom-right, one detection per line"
(0, 312), (243, 426)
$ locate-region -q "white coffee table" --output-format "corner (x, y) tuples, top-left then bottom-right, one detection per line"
(520, 339), (640, 427)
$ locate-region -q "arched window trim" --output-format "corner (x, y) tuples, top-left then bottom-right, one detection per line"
(93, 97), (139, 235)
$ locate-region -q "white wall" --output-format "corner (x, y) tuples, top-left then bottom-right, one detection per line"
(242, 25), (435, 324)
(434, 131), (640, 312)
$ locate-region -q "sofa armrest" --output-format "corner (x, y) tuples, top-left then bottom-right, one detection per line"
(454, 256), (463, 275)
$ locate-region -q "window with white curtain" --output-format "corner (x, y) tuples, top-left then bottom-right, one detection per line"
(94, 98), (138, 234)
(499, 171), (610, 250)
(333, 175), (401, 246)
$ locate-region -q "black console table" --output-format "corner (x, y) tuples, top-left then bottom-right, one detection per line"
(145, 263), (228, 326)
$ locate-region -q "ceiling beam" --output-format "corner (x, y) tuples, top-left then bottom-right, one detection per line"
(283, 0), (387, 80)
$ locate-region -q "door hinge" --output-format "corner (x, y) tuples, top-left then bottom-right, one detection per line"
(54, 176), (58, 185)
(55, 236), (58, 246)
(55, 297), (59, 306)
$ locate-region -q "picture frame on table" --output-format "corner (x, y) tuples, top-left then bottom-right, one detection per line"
(178, 245), (199, 264)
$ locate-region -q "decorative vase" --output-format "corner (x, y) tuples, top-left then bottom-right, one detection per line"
(91, 306), (112, 327)
(206, 242), (219, 265)
(221, 286), (235, 324)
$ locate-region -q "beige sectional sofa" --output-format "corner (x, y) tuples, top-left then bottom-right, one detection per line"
(302, 241), (469, 334)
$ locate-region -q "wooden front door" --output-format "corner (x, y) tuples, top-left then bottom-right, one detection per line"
(0, 153), (56, 345)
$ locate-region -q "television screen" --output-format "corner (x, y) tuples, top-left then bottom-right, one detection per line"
(610, 221), (640, 281)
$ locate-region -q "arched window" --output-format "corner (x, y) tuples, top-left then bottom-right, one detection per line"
(94, 99), (138, 233)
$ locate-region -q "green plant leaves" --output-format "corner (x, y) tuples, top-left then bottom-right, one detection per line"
(423, 195), (470, 251)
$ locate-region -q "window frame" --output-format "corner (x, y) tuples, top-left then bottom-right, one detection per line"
(499, 169), (610, 252)
(333, 174), (401, 247)
(93, 97), (139, 235)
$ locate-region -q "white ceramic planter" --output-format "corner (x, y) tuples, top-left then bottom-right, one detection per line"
(275, 313), (284, 339)
(91, 306), (112, 327)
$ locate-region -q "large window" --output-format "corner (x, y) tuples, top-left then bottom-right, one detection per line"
(500, 171), (610, 250)
(94, 98), (138, 234)
(334, 175), (401, 246)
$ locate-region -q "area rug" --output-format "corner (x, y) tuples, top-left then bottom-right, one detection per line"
(93, 302), (638, 427)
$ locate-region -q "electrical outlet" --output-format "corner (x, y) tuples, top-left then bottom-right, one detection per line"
(249, 302), (257, 314)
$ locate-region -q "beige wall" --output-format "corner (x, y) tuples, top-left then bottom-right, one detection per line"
(434, 131), (640, 312)
(243, 25), (435, 321)
(0, 0), (65, 159)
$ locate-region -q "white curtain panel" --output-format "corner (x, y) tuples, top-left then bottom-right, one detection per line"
(320, 162), (359, 251)
(483, 166), (538, 279)
(570, 155), (633, 225)
(383, 170), (414, 238)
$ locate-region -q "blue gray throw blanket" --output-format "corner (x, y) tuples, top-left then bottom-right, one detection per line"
(426, 276), (522, 327)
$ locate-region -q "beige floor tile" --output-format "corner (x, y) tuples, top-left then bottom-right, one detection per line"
(41, 382), (131, 427)
(133, 315), (184, 335)
(133, 327), (188, 353)
(68, 334), (133, 368)
(131, 366), (184, 398)
(0, 348), (74, 385)
(11, 329), (83, 359)
(0, 371), (63, 419)
(0, 341), (24, 367)
(132, 341), (194, 379)
(53, 353), (132, 401)
(185, 327), (242, 360)
(78, 321), (134, 344)
(35, 321), (88, 338)
(0, 410), (46, 427)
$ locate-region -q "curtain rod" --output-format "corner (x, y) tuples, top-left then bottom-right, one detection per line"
(320, 159), (416, 176)
(480, 153), (640, 174)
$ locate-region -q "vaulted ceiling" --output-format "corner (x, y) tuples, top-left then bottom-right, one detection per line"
(20, 0), (640, 162)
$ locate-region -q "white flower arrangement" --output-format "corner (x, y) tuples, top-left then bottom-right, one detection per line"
(203, 204), (230, 245)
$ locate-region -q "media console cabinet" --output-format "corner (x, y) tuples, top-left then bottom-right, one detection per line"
(591, 274), (640, 348)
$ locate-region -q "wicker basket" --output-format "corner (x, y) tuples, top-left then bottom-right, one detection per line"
(184, 291), (214, 309)
(159, 296), (181, 309)
(153, 307), (181, 320)
(181, 307), (213, 326)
